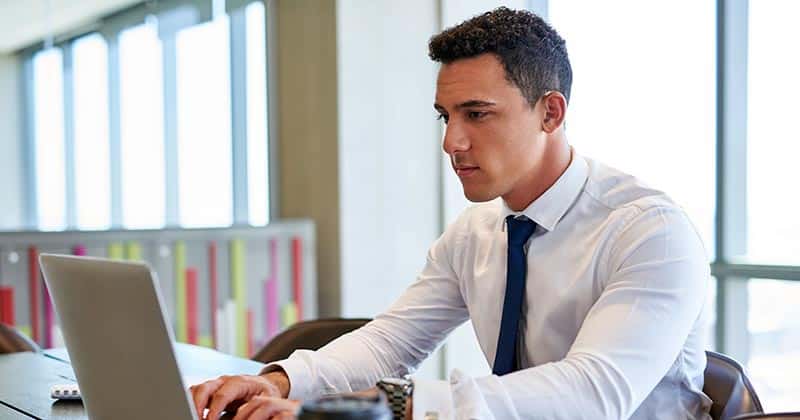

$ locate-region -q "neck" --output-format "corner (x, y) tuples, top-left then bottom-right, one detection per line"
(503, 136), (572, 212)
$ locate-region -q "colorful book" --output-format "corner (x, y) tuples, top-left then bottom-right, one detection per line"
(214, 307), (225, 353)
(208, 242), (218, 348)
(291, 237), (303, 320)
(28, 247), (40, 343)
(0, 286), (14, 325)
(281, 302), (298, 328)
(107, 243), (124, 260)
(186, 267), (198, 345)
(125, 241), (142, 261)
(230, 239), (246, 357)
(174, 241), (187, 342)
(246, 309), (254, 357)
(265, 277), (277, 339)
(266, 238), (278, 338)
(198, 335), (213, 348)
(226, 300), (237, 355)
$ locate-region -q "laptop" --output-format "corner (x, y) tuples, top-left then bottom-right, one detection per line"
(39, 253), (199, 420)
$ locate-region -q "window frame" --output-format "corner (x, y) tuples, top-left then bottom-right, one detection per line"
(19, 0), (276, 231)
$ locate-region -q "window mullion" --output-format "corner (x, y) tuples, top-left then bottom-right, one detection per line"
(107, 35), (123, 229)
(715, 0), (749, 358)
(62, 43), (77, 230)
(230, 6), (248, 225)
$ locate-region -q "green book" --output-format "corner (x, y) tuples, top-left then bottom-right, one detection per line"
(17, 325), (32, 340)
(108, 243), (124, 260)
(174, 241), (187, 342)
(230, 239), (247, 357)
(281, 302), (298, 328)
(125, 241), (142, 261)
(198, 335), (213, 349)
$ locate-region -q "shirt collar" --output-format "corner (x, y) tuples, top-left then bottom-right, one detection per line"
(499, 149), (589, 233)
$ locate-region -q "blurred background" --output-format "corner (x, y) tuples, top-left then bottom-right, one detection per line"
(0, 0), (797, 412)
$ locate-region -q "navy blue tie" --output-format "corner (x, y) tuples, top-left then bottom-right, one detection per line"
(493, 215), (536, 376)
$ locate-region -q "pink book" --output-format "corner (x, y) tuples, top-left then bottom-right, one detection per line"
(208, 242), (218, 348)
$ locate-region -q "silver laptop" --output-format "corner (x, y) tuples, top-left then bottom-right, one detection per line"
(39, 253), (198, 420)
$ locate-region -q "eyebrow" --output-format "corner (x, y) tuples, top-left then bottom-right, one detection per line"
(434, 100), (497, 112)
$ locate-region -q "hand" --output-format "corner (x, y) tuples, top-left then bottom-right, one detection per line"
(232, 396), (301, 420)
(189, 371), (290, 419)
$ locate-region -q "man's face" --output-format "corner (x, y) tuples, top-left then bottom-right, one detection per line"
(435, 53), (547, 204)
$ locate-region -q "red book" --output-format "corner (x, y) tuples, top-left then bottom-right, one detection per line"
(246, 309), (254, 357)
(208, 242), (218, 348)
(28, 247), (40, 343)
(0, 286), (14, 325)
(186, 268), (198, 345)
(291, 237), (303, 320)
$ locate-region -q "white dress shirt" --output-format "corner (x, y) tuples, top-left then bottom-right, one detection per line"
(266, 152), (713, 419)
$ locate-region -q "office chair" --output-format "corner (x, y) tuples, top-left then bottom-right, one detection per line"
(731, 414), (800, 420)
(704, 351), (764, 420)
(252, 318), (371, 363)
(0, 323), (41, 354)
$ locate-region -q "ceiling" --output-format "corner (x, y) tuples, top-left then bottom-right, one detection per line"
(0, 0), (141, 54)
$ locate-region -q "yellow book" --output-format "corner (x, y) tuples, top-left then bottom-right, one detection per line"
(125, 241), (142, 261)
(281, 302), (298, 328)
(174, 241), (187, 342)
(108, 243), (124, 260)
(230, 239), (247, 357)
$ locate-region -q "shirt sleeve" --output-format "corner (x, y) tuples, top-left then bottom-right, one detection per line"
(412, 206), (710, 420)
(262, 221), (471, 400)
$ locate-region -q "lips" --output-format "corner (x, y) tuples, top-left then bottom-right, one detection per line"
(455, 166), (479, 177)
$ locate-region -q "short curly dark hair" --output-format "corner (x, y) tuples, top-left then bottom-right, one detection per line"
(429, 7), (572, 106)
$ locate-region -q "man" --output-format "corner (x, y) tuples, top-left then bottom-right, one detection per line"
(191, 7), (712, 419)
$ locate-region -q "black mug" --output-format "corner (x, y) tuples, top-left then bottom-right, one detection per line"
(297, 393), (392, 420)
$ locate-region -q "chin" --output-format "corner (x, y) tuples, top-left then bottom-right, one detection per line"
(463, 188), (499, 203)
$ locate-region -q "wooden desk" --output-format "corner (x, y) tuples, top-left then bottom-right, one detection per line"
(0, 344), (265, 419)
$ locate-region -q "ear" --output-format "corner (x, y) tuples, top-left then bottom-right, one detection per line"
(540, 91), (567, 133)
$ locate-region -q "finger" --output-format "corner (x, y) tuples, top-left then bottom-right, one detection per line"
(232, 396), (267, 420)
(206, 380), (249, 420)
(244, 399), (300, 420)
(270, 411), (297, 420)
(189, 378), (224, 418)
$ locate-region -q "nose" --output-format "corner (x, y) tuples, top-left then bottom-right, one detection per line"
(442, 120), (470, 155)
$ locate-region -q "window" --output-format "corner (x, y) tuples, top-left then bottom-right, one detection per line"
(748, 278), (800, 411)
(32, 48), (66, 231)
(746, 0), (800, 266)
(119, 21), (166, 229)
(743, 0), (800, 410)
(24, 0), (272, 231)
(72, 34), (111, 230)
(176, 16), (233, 228)
(549, 0), (716, 256)
(246, 0), (270, 226)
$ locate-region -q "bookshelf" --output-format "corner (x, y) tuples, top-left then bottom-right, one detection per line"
(0, 220), (316, 358)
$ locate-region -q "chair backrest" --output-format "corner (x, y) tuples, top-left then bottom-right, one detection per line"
(0, 323), (41, 354)
(252, 318), (371, 363)
(704, 350), (764, 420)
(730, 413), (800, 420)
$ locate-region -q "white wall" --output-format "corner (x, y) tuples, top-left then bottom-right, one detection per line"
(0, 54), (24, 230)
(336, 0), (441, 318)
(336, 0), (443, 379)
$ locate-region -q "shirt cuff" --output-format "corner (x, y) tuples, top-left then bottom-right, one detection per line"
(260, 354), (314, 400)
(412, 378), (453, 420)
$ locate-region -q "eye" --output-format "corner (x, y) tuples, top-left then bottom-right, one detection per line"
(467, 111), (487, 120)
(436, 113), (449, 124)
